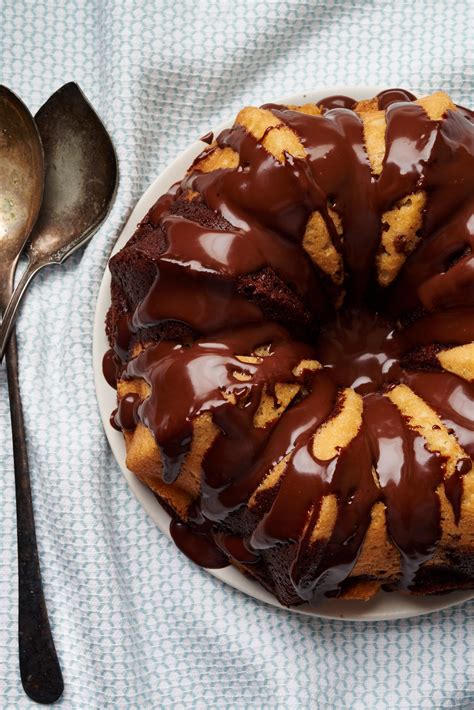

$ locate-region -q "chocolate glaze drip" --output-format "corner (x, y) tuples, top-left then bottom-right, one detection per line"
(318, 95), (355, 111)
(200, 131), (214, 144)
(107, 90), (474, 600)
(213, 531), (259, 564)
(445, 458), (473, 527)
(102, 348), (121, 389)
(250, 390), (376, 600)
(109, 410), (121, 431)
(267, 106), (377, 297)
(115, 392), (141, 430)
(170, 519), (228, 568)
(403, 308), (474, 346)
(376, 88), (416, 109)
(364, 395), (444, 590)
(405, 371), (474, 523)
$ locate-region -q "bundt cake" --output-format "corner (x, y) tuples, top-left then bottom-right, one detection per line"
(104, 88), (474, 606)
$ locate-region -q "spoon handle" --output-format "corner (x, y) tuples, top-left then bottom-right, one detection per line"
(6, 333), (64, 704)
(0, 261), (44, 362)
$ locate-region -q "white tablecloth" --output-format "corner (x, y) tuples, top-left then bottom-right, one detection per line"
(1, 1), (473, 707)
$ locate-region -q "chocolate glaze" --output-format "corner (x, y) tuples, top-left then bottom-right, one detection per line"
(376, 88), (416, 109)
(107, 90), (474, 600)
(170, 519), (228, 568)
(115, 392), (141, 430)
(102, 348), (120, 388)
(314, 310), (403, 394)
(318, 95), (355, 111)
(214, 531), (259, 564)
(200, 131), (214, 144)
(110, 410), (121, 431)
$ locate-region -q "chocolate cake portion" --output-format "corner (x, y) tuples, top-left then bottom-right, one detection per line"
(408, 551), (474, 594)
(168, 194), (234, 230)
(107, 193), (317, 356)
(237, 268), (312, 337)
(108, 193), (233, 318)
(400, 344), (445, 372)
(109, 227), (164, 311)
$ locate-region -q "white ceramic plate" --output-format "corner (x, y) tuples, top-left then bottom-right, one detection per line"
(93, 87), (474, 621)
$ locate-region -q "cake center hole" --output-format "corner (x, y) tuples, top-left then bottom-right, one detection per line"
(315, 309), (403, 395)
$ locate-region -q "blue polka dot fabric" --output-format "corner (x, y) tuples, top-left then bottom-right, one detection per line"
(1, 1), (473, 707)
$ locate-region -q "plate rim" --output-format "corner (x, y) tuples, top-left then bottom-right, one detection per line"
(93, 85), (474, 621)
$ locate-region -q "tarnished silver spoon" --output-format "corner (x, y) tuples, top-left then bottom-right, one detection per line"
(0, 85), (64, 704)
(1, 82), (117, 703)
(0, 82), (118, 360)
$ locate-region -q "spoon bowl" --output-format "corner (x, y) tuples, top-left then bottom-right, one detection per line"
(29, 82), (118, 263)
(0, 82), (118, 359)
(0, 86), (43, 308)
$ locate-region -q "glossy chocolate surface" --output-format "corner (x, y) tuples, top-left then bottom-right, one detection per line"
(199, 131), (214, 145)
